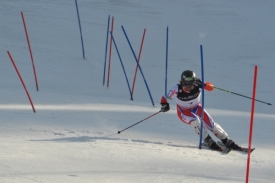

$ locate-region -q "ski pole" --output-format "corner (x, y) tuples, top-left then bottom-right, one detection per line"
(214, 86), (272, 106)
(118, 111), (161, 134)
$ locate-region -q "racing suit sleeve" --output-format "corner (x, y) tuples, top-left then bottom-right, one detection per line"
(160, 84), (179, 104)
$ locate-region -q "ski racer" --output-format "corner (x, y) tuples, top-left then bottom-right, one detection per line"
(160, 70), (240, 150)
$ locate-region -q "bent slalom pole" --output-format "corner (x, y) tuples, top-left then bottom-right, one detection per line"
(121, 26), (155, 107)
(110, 31), (133, 100)
(214, 86), (272, 106)
(118, 111), (161, 134)
(7, 51), (36, 113)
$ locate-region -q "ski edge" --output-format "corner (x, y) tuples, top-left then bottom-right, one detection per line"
(217, 141), (255, 153)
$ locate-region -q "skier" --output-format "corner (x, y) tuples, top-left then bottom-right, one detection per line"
(160, 70), (240, 150)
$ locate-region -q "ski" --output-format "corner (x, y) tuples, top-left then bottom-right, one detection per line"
(217, 141), (255, 153)
(237, 147), (255, 153)
(202, 141), (232, 154)
(219, 147), (232, 154)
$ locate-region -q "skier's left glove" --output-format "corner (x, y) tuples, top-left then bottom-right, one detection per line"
(161, 103), (170, 112)
(204, 82), (214, 91)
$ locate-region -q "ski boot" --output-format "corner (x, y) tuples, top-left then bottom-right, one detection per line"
(221, 138), (240, 150)
(204, 135), (220, 150)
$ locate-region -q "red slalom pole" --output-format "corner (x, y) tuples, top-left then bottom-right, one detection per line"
(21, 11), (39, 91)
(107, 16), (114, 88)
(245, 66), (258, 183)
(7, 51), (36, 113)
(131, 28), (146, 101)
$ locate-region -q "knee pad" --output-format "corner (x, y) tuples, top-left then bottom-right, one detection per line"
(212, 123), (228, 140)
(190, 120), (209, 140)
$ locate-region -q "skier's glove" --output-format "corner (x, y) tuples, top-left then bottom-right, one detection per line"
(161, 103), (170, 112)
(204, 82), (214, 91)
(193, 78), (202, 87)
(193, 78), (214, 91)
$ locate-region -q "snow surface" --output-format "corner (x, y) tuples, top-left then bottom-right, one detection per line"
(0, 0), (275, 182)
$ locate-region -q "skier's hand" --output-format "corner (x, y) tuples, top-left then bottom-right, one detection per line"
(205, 82), (214, 91)
(193, 78), (202, 87)
(194, 78), (214, 91)
(161, 103), (170, 112)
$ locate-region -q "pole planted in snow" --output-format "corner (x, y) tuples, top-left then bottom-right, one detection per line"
(165, 26), (169, 97)
(110, 31), (133, 100)
(246, 66), (257, 183)
(21, 11), (39, 91)
(7, 51), (36, 113)
(199, 45), (205, 149)
(131, 28), (146, 100)
(103, 15), (110, 86)
(74, 0), (85, 59)
(107, 16), (114, 88)
(121, 26), (155, 107)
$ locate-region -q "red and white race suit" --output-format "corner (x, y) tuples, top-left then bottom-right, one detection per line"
(161, 82), (228, 140)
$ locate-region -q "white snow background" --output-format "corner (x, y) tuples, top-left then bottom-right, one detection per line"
(0, 0), (275, 182)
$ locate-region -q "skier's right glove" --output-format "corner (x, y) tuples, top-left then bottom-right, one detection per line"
(193, 78), (202, 87)
(161, 103), (170, 112)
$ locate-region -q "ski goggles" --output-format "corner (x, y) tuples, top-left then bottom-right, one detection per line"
(180, 77), (194, 87)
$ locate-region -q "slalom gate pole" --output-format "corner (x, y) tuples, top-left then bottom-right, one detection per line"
(107, 16), (114, 88)
(74, 0), (85, 59)
(7, 51), (36, 113)
(165, 26), (168, 96)
(110, 31), (133, 100)
(21, 12), (39, 91)
(118, 111), (161, 134)
(246, 66), (258, 183)
(103, 15), (110, 86)
(199, 45), (205, 149)
(131, 28), (146, 101)
(214, 86), (271, 105)
(121, 26), (155, 107)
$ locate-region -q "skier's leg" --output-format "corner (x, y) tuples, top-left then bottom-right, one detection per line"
(212, 123), (229, 140)
(176, 105), (196, 125)
(212, 124), (240, 149)
(189, 119), (220, 150)
(195, 106), (228, 139)
(189, 118), (209, 140)
(176, 105), (219, 150)
(177, 105), (207, 136)
(195, 105), (240, 149)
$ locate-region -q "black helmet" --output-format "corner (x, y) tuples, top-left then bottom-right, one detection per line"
(180, 70), (195, 86)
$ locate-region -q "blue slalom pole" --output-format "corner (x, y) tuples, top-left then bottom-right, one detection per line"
(121, 26), (155, 107)
(165, 26), (169, 96)
(74, 0), (85, 59)
(110, 31), (133, 100)
(199, 45), (205, 149)
(103, 15), (110, 86)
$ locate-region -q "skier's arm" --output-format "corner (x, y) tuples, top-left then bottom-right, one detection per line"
(160, 85), (178, 112)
